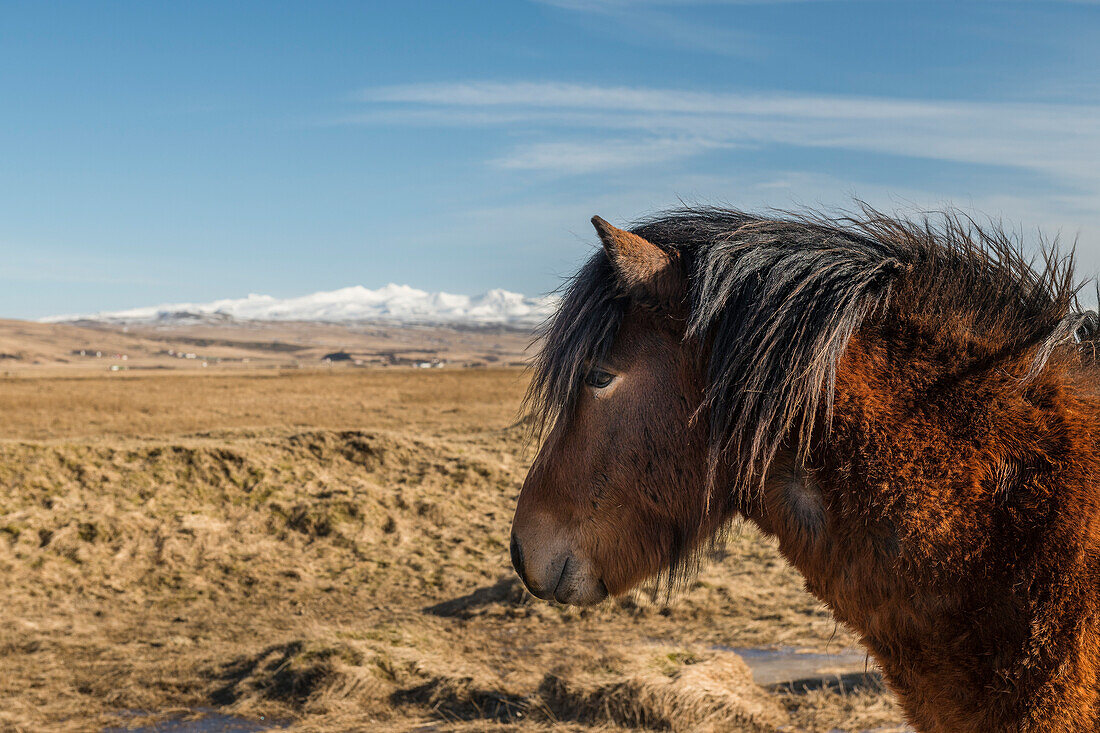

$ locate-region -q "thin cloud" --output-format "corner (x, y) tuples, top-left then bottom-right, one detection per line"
(358, 81), (964, 118)
(532, 0), (777, 57)
(354, 81), (1100, 189)
(534, 0), (1100, 58)
(491, 137), (727, 173)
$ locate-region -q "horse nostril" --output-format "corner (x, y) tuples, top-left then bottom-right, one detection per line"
(510, 533), (527, 582)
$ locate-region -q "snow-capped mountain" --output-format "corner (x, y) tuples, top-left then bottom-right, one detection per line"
(42, 284), (558, 327)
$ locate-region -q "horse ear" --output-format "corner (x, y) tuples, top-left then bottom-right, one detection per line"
(591, 216), (679, 300)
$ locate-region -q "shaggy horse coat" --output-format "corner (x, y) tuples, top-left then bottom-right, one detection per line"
(510, 208), (1100, 732)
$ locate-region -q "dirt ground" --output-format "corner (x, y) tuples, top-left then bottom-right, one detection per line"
(0, 367), (906, 732)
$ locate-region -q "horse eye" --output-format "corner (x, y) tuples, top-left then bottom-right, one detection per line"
(584, 368), (615, 389)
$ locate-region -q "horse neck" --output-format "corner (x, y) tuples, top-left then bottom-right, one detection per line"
(747, 320), (1100, 731)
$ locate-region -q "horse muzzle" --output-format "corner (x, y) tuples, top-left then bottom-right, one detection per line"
(509, 517), (608, 606)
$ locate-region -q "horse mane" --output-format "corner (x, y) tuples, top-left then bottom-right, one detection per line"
(527, 205), (1095, 502)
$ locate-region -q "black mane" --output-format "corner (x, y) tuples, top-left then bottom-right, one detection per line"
(527, 206), (1093, 500)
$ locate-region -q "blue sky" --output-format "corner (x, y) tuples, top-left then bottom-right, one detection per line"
(2, 0), (1100, 318)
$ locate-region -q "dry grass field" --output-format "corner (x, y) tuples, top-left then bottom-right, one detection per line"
(0, 362), (907, 731)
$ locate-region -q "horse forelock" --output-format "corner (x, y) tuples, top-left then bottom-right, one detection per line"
(524, 251), (626, 440)
(527, 204), (1094, 508)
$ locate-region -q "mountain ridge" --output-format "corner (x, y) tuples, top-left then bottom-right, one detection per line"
(42, 284), (558, 326)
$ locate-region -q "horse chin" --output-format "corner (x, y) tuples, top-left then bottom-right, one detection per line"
(550, 563), (609, 606)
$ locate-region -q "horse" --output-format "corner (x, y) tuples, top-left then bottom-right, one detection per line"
(509, 207), (1100, 732)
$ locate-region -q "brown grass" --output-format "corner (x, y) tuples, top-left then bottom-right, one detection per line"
(0, 367), (904, 731)
(0, 368), (529, 440)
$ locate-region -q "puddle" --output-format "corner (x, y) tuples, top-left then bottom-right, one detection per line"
(104, 709), (283, 732)
(715, 646), (880, 691)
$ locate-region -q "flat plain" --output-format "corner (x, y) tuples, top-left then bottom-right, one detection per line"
(0, 318), (532, 374)
(0, 321), (908, 732)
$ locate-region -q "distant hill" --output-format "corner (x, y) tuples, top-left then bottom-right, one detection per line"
(0, 316), (534, 373)
(42, 284), (557, 327)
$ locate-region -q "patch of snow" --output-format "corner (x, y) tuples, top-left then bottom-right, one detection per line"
(42, 285), (558, 327)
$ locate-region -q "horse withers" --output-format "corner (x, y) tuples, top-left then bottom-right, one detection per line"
(510, 208), (1100, 733)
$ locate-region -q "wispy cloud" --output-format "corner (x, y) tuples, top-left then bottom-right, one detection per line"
(358, 81), (960, 118)
(354, 81), (1100, 191)
(534, 0), (1100, 60)
(491, 137), (727, 173)
(532, 0), (772, 56)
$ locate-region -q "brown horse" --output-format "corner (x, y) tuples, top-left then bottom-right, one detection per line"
(509, 207), (1100, 732)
